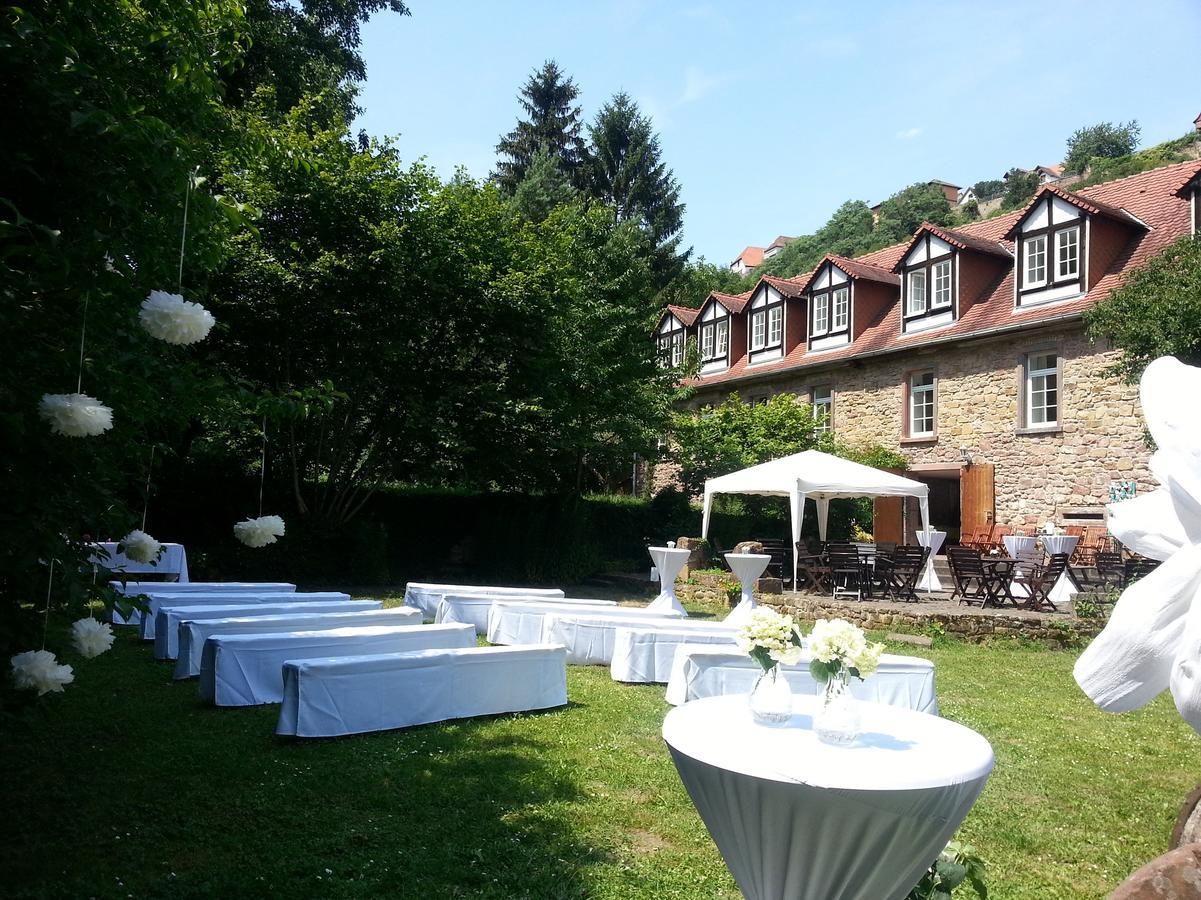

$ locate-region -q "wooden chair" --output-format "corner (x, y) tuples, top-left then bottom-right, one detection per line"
(794, 541), (830, 593)
(958, 525), (982, 551)
(1025, 553), (1071, 612)
(990, 524), (1014, 553)
(948, 547), (997, 607)
(828, 546), (865, 601)
(1073, 526), (1107, 567)
(1125, 556), (1161, 584)
(757, 539), (792, 587)
(885, 545), (929, 602)
(1094, 551), (1127, 590)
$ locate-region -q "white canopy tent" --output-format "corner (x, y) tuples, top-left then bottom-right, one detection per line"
(700, 450), (931, 588)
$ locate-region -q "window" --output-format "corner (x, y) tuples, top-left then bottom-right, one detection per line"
(670, 331), (684, 366)
(1026, 352), (1059, 427)
(1024, 234), (1048, 287)
(750, 311), (766, 349)
(1055, 226), (1079, 280)
(699, 323), (715, 360)
(715, 319), (729, 356)
(906, 270), (927, 315)
(831, 287), (849, 330)
(767, 305), (783, 345)
(908, 371), (936, 437)
(812, 293), (829, 335)
(749, 395), (770, 407)
(812, 386), (833, 432)
(931, 260), (952, 308)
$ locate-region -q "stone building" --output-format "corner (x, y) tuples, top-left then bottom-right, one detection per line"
(653, 161), (1201, 542)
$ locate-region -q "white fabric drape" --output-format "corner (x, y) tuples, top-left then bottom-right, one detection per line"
(610, 626), (740, 683)
(434, 594), (616, 635)
(402, 583), (565, 617)
(139, 591), (352, 640)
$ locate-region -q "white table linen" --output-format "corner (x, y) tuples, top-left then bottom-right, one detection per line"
(610, 626), (739, 683)
(112, 580), (295, 625)
(199, 622), (476, 706)
(138, 591), (352, 640)
(486, 601), (675, 647)
(171, 603), (405, 674)
(542, 612), (735, 666)
(663, 694), (993, 900)
(402, 583), (564, 617)
(647, 547), (691, 615)
(1001, 535), (1038, 600)
(664, 646), (939, 713)
(276, 644), (568, 738)
(93, 541), (189, 580)
(1042, 534), (1081, 606)
(434, 594), (616, 635)
(723, 553), (771, 627)
(915, 530), (945, 592)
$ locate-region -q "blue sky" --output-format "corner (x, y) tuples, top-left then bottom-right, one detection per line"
(355, 0), (1201, 266)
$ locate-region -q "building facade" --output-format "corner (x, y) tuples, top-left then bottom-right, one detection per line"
(653, 161), (1201, 541)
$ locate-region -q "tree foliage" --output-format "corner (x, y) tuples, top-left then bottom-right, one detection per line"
(494, 60), (588, 193)
(655, 260), (749, 309)
(1064, 120), (1141, 175)
(1000, 169), (1041, 211)
(971, 179), (1005, 201)
(1084, 236), (1201, 381)
(511, 144), (577, 222)
(873, 183), (954, 245)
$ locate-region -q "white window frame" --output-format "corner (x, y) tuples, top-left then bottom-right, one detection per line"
(750, 311), (766, 350)
(931, 259), (953, 309)
(1024, 234), (1048, 288)
(908, 371), (936, 438)
(906, 270), (927, 316)
(670, 331), (684, 366)
(1026, 352), (1059, 428)
(767, 305), (783, 346)
(715, 318), (729, 356)
(812, 294), (829, 336)
(831, 287), (849, 331)
(1055, 226), (1080, 281)
(812, 386), (833, 433)
(699, 323), (716, 360)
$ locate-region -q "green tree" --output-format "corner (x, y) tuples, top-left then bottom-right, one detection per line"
(873, 183), (954, 245)
(1064, 120), (1141, 175)
(588, 92), (688, 285)
(1000, 169), (1041, 211)
(1084, 236), (1201, 381)
(656, 260), (751, 310)
(511, 144), (577, 222)
(971, 179), (1005, 201)
(756, 200), (875, 279)
(494, 60), (588, 193)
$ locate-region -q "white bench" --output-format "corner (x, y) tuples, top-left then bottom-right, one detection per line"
(111, 581), (296, 625)
(609, 625), (741, 683)
(403, 583), (564, 617)
(435, 594), (617, 635)
(198, 622), (475, 707)
(542, 612), (735, 666)
(276, 645), (568, 738)
(486, 601), (683, 648)
(664, 645), (940, 713)
(173, 605), (416, 676)
(138, 591), (351, 640)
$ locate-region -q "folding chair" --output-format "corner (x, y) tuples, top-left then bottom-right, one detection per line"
(1025, 553), (1071, 612)
(828, 547), (865, 601)
(886, 545), (929, 602)
(948, 547), (996, 607)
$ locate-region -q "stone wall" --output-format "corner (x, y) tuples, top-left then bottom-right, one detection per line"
(682, 323), (1152, 527)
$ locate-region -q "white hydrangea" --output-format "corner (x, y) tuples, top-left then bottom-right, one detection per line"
(139, 290), (216, 345)
(808, 617), (884, 678)
(70, 617), (116, 659)
(120, 529), (161, 564)
(11, 650), (75, 695)
(851, 640), (884, 677)
(736, 607), (805, 667)
(234, 514), (285, 548)
(38, 393), (114, 437)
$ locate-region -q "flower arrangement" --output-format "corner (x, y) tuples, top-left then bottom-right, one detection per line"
(70, 618), (115, 659)
(120, 529), (162, 564)
(10, 650), (75, 695)
(849, 520), (875, 543)
(234, 514), (285, 548)
(807, 617), (884, 685)
(38, 392), (114, 437)
(735, 607), (805, 671)
(139, 290), (216, 345)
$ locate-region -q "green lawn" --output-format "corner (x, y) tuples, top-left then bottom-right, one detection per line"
(1, 591), (1197, 899)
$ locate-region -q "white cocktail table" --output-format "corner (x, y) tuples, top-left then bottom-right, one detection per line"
(722, 553), (771, 626)
(647, 546), (691, 616)
(915, 530), (945, 592)
(1041, 534), (1081, 606)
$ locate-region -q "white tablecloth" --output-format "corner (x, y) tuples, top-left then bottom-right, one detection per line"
(276, 645), (568, 738)
(93, 541), (188, 580)
(486, 601), (674, 647)
(403, 583), (564, 617)
(542, 612), (734, 666)
(915, 530), (945, 592)
(663, 695), (993, 900)
(139, 591), (352, 640)
(723, 553), (771, 626)
(664, 646), (939, 713)
(434, 594), (616, 635)
(172, 604), (407, 675)
(647, 547), (691, 616)
(610, 626), (739, 683)
(199, 622), (475, 706)
(1041, 535), (1081, 605)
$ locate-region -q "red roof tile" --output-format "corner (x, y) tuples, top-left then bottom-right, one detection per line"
(707, 290), (752, 314)
(892, 223), (1012, 270)
(733, 246), (765, 268)
(1002, 182), (1147, 239)
(793, 254), (901, 293)
(663, 304), (698, 326)
(758, 274), (808, 299)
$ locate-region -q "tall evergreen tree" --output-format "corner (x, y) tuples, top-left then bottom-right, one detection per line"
(494, 60), (588, 193)
(511, 144), (577, 222)
(588, 92), (688, 286)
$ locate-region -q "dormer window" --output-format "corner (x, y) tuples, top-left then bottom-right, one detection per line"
(932, 260), (953, 308)
(746, 283), (786, 364)
(1024, 234), (1047, 287)
(655, 309), (692, 368)
(1056, 227), (1080, 280)
(699, 318), (729, 361)
(813, 294), (829, 335)
(831, 287), (849, 331)
(906, 270), (926, 315)
(810, 285), (849, 338)
(899, 231), (958, 332)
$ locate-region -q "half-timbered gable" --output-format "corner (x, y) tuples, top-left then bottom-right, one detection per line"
(654, 305), (696, 368)
(695, 292), (747, 374)
(744, 281), (788, 365)
(894, 224), (1011, 335)
(797, 256), (899, 352)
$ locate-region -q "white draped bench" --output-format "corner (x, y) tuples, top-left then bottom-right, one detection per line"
(276, 644), (568, 738)
(664, 645), (940, 713)
(403, 583), (565, 617)
(609, 625), (741, 684)
(139, 591), (351, 640)
(541, 612), (728, 666)
(435, 594), (617, 635)
(111, 581), (296, 625)
(198, 622), (475, 707)
(173, 606), (415, 676)
(486, 602), (685, 648)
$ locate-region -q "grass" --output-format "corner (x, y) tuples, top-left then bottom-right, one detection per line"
(0, 588), (1197, 899)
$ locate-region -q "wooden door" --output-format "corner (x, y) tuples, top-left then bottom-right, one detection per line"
(960, 463), (995, 534)
(873, 496), (904, 543)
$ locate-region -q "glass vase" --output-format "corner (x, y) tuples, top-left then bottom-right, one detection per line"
(814, 668), (861, 746)
(748, 665), (793, 726)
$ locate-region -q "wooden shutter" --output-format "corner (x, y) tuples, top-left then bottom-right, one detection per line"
(873, 496), (904, 543)
(960, 463), (995, 532)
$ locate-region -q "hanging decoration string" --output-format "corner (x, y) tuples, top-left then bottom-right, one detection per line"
(76, 294), (90, 393)
(258, 415), (267, 518)
(141, 445), (156, 531)
(42, 559), (56, 650)
(178, 169), (193, 291)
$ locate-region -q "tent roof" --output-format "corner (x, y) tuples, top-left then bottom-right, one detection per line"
(703, 450), (929, 501)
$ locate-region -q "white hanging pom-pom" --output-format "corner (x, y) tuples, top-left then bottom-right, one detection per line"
(38, 393), (114, 437)
(139, 290), (215, 345)
(234, 515), (286, 548)
(10, 649), (75, 695)
(120, 529), (162, 564)
(70, 618), (115, 659)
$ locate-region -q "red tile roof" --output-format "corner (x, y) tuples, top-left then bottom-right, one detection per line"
(707, 290), (752, 314)
(768, 235), (795, 249)
(1002, 182), (1148, 239)
(793, 254), (901, 293)
(759, 274), (808, 299)
(893, 223), (1013, 269)
(682, 159), (1201, 389)
(663, 304), (698, 327)
(733, 246), (765, 268)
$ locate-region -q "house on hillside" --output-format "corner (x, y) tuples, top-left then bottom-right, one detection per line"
(763, 235), (796, 261)
(653, 160), (1201, 542)
(870, 180), (963, 224)
(729, 245), (765, 275)
(1005, 164), (1065, 185)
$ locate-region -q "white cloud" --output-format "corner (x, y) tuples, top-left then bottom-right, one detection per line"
(679, 66), (729, 105)
(896, 127), (923, 140)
